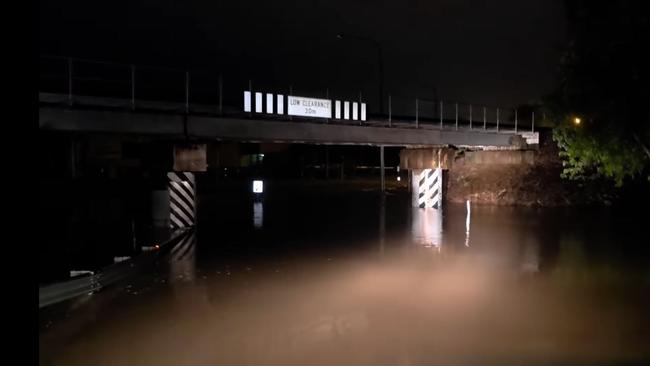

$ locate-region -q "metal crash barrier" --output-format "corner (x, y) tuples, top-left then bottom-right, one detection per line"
(39, 228), (192, 309)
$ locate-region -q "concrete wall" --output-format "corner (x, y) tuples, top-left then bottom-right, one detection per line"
(400, 148), (535, 170)
(459, 150), (536, 165)
(400, 148), (454, 170)
(445, 147), (568, 206)
(401, 134), (569, 206)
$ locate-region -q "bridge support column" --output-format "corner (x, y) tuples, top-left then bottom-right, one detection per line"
(167, 172), (197, 229)
(166, 144), (205, 229)
(410, 168), (444, 208)
(400, 147), (453, 209)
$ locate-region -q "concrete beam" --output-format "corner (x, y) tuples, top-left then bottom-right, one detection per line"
(461, 150), (536, 165)
(400, 148), (538, 170)
(40, 107), (523, 148)
(400, 148), (454, 170)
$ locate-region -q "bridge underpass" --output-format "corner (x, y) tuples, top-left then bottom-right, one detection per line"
(38, 56), (545, 310)
(39, 55), (541, 216)
(39, 88), (541, 231)
(39, 54), (542, 239)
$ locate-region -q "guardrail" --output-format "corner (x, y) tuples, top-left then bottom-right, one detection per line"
(38, 228), (191, 309)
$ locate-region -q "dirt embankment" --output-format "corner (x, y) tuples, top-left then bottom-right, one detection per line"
(446, 131), (573, 206)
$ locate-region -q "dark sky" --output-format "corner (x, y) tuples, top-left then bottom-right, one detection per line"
(39, 0), (566, 111)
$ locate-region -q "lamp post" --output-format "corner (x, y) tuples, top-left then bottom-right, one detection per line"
(336, 33), (384, 116)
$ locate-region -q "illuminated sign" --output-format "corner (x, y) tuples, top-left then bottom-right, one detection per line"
(288, 95), (332, 118)
(253, 180), (264, 193)
(243, 91), (366, 121)
(520, 132), (539, 145)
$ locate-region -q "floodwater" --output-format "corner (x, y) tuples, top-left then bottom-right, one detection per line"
(39, 185), (650, 366)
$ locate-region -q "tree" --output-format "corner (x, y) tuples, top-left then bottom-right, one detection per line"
(548, 1), (650, 187)
(552, 123), (646, 186)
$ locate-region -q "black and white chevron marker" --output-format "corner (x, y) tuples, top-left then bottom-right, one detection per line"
(417, 168), (443, 209)
(168, 172), (196, 229)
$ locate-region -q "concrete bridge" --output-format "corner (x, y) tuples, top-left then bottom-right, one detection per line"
(39, 56), (542, 221)
(39, 93), (534, 149)
(37, 57), (549, 308)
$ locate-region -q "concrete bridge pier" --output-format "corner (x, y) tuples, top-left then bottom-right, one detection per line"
(167, 171), (197, 229)
(153, 144), (205, 230)
(400, 148), (453, 209)
(150, 171), (198, 230)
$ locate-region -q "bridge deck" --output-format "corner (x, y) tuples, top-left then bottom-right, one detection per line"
(39, 93), (534, 148)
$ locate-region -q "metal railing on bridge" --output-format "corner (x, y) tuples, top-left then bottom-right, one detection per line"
(39, 55), (542, 135)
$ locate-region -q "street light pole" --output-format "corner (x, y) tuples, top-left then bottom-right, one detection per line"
(337, 33), (384, 116)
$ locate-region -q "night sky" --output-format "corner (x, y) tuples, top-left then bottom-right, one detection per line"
(39, 0), (566, 111)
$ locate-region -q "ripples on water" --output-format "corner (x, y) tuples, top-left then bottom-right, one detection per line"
(40, 188), (650, 366)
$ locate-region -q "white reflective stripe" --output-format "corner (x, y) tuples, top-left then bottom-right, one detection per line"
(170, 214), (185, 228)
(266, 93), (273, 114)
(170, 183), (195, 213)
(426, 169), (436, 208)
(170, 204), (192, 226)
(182, 172), (195, 184)
(277, 94), (284, 114)
(418, 194), (427, 206)
(352, 102), (358, 120)
(255, 92), (263, 113)
(243, 91), (251, 112)
(335, 100), (341, 119)
(170, 203), (192, 225)
(344, 101), (350, 119)
(427, 168), (443, 208)
(168, 172), (194, 185)
(420, 169), (431, 206)
(167, 172), (183, 183)
(361, 103), (366, 121)
(415, 169), (443, 209)
(169, 188), (195, 218)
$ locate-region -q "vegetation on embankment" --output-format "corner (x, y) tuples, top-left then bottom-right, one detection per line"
(446, 131), (571, 206)
(542, 1), (649, 196)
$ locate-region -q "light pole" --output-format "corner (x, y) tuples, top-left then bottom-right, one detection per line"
(337, 33), (384, 116)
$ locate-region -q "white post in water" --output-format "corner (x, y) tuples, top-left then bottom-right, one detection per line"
(465, 199), (471, 247)
(380, 145), (385, 193)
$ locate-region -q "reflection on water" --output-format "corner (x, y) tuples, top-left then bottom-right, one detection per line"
(409, 200), (472, 251)
(169, 231), (196, 283)
(411, 207), (443, 249)
(379, 195), (385, 255)
(465, 200), (471, 247)
(253, 201), (264, 229)
(520, 237), (540, 274)
(40, 192), (650, 366)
